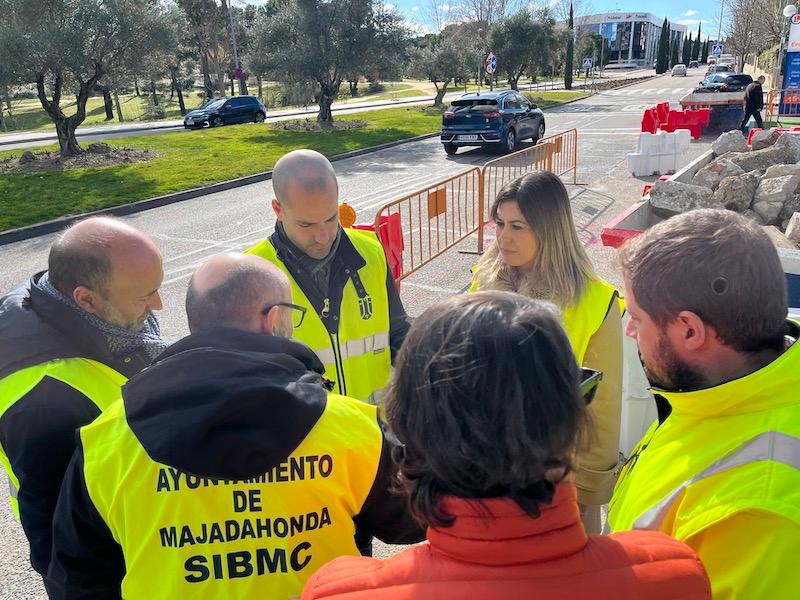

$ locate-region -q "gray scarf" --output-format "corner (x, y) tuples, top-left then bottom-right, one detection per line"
(39, 272), (169, 362)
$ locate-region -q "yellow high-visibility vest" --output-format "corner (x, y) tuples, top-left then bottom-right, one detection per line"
(470, 273), (618, 364)
(609, 326), (800, 598)
(246, 229), (390, 403)
(80, 394), (382, 599)
(0, 359), (125, 517)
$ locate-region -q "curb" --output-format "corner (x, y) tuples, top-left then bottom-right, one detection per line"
(0, 132), (440, 246)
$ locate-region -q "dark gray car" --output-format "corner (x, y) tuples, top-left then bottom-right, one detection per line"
(184, 96), (266, 129)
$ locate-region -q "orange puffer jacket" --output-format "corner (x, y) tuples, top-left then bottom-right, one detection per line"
(302, 483), (710, 600)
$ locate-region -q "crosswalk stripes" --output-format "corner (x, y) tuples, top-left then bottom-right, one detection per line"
(604, 87), (690, 98)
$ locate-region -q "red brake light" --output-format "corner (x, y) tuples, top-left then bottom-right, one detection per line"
(721, 84), (729, 91)
(484, 110), (501, 119)
(443, 111), (455, 120)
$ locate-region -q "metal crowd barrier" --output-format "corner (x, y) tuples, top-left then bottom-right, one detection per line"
(766, 88), (800, 121)
(372, 129), (578, 280)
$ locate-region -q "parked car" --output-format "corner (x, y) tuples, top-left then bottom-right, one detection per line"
(694, 73), (753, 93)
(671, 64), (687, 77)
(705, 64), (734, 76)
(440, 90), (546, 155)
(689, 60), (700, 69)
(183, 95), (266, 129)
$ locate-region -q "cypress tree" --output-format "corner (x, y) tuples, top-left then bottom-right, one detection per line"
(670, 36), (679, 67)
(564, 1), (574, 90)
(691, 23), (701, 61)
(656, 17), (669, 74)
(701, 39), (709, 63)
(683, 33), (692, 65)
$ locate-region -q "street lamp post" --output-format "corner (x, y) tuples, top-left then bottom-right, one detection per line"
(774, 4), (799, 91)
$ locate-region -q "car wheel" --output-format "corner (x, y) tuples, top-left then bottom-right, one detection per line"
(504, 129), (517, 154)
(254, 111), (266, 123)
(443, 143), (458, 156)
(211, 116), (224, 127)
(535, 121), (546, 143)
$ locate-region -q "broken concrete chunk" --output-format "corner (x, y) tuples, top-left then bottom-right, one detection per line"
(785, 213), (800, 244)
(714, 171), (760, 212)
(779, 194), (800, 228)
(750, 128), (782, 150)
(712, 130), (749, 156)
(764, 163), (800, 179)
(754, 175), (800, 206)
(649, 180), (718, 217)
(727, 145), (795, 173)
(742, 209), (765, 224)
(774, 132), (800, 163)
(753, 200), (785, 225)
(692, 159), (745, 190)
(762, 225), (798, 249)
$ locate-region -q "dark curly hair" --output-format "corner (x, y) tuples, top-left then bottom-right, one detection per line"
(386, 291), (586, 528)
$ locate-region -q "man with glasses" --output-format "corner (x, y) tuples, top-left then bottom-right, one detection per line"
(245, 149), (410, 405)
(47, 253), (423, 600)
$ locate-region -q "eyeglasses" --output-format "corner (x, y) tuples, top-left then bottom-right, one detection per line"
(261, 302), (307, 328)
(580, 368), (603, 405)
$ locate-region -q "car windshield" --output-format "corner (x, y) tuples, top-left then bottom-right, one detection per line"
(202, 99), (226, 111)
(451, 99), (498, 112)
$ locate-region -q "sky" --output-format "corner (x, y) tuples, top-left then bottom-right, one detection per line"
(240, 0), (726, 40)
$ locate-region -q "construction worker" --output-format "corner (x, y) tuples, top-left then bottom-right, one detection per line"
(245, 149), (410, 404)
(48, 253), (423, 599)
(0, 217), (165, 584)
(609, 209), (800, 599)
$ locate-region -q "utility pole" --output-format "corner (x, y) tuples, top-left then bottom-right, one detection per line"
(716, 0), (724, 46)
(226, 0), (246, 95)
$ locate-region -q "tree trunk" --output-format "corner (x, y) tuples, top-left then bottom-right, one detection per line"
(113, 91), (124, 122)
(170, 80), (175, 100)
(349, 80), (358, 96)
(151, 81), (159, 107)
(433, 82), (448, 107)
(37, 68), (102, 157)
(170, 68), (187, 115)
(134, 79), (140, 96)
(317, 81), (338, 124)
(201, 53), (214, 100)
(239, 77), (249, 95)
(257, 76), (264, 102)
(230, 77), (235, 96)
(95, 85), (114, 120)
(55, 118), (83, 156)
(509, 75), (518, 91)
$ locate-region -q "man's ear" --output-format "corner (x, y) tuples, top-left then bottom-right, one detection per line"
(260, 305), (280, 335)
(72, 286), (102, 316)
(674, 310), (708, 352)
(272, 199), (283, 221)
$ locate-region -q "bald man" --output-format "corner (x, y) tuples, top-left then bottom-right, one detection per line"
(0, 217), (166, 582)
(48, 253), (423, 599)
(245, 149), (410, 404)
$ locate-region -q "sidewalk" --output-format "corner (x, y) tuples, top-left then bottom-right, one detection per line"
(0, 70), (655, 148)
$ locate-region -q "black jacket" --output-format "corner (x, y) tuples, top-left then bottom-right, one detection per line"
(744, 81), (764, 111)
(47, 327), (424, 598)
(0, 272), (150, 576)
(271, 226), (410, 360)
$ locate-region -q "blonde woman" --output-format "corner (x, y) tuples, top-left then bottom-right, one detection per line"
(470, 170), (622, 533)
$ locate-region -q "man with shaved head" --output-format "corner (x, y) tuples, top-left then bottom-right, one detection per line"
(246, 149), (410, 406)
(0, 216), (166, 584)
(48, 253), (422, 599)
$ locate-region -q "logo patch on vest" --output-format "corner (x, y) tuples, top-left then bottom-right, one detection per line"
(358, 295), (373, 320)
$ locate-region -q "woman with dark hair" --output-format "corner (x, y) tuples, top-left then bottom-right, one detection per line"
(470, 170), (623, 533)
(302, 292), (710, 600)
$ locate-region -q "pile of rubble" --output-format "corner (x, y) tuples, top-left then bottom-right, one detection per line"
(648, 130), (800, 249)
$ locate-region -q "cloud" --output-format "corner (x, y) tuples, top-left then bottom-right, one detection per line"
(675, 18), (711, 26)
(411, 5), (419, 12)
(683, 9), (698, 17)
(384, 3), (395, 10)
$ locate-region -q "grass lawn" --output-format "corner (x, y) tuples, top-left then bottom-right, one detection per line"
(0, 106), (444, 231)
(523, 91), (589, 108)
(0, 90), (588, 232)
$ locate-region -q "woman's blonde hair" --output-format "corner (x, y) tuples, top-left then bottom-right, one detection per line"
(475, 171), (597, 307)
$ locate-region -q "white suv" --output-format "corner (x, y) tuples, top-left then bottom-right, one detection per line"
(671, 64), (687, 77)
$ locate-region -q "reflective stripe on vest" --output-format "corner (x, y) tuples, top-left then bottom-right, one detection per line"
(245, 229), (391, 402)
(81, 394), (382, 599)
(0, 358), (126, 519)
(8, 477), (18, 500)
(633, 430), (800, 531)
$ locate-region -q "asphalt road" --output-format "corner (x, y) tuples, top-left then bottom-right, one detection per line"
(0, 68), (715, 598)
(0, 70), (656, 151)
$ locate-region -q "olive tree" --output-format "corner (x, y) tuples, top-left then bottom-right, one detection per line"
(0, 0), (169, 156)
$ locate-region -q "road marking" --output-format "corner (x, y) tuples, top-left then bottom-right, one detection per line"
(656, 88), (670, 94)
(402, 281), (463, 294)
